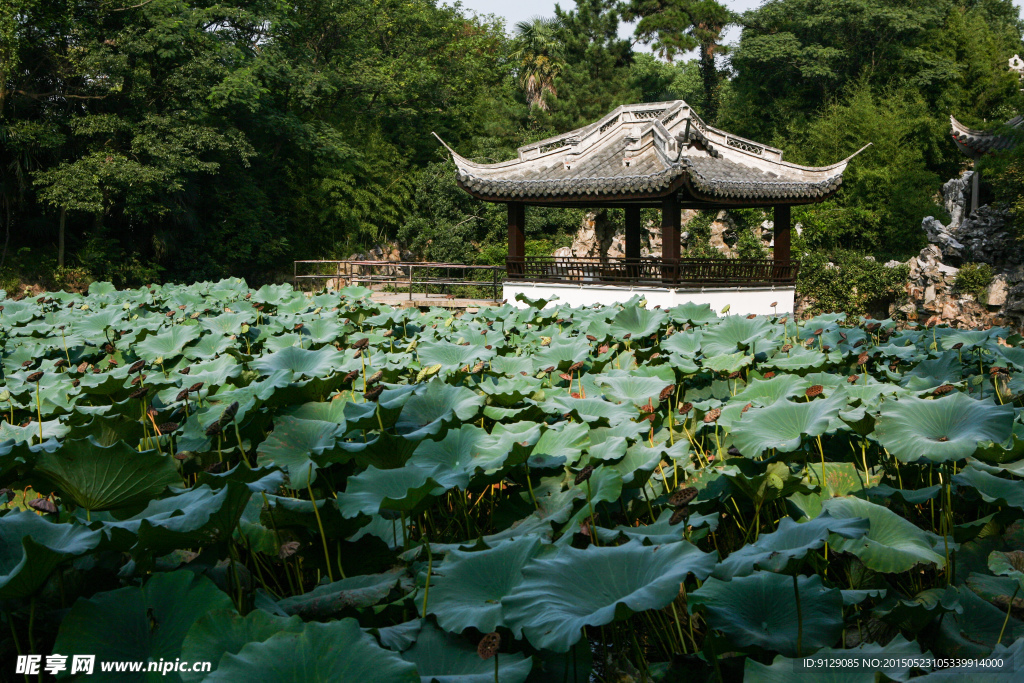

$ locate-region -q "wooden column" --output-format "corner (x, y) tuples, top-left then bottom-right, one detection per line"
(661, 195), (680, 282)
(507, 202), (525, 277)
(773, 204), (792, 281)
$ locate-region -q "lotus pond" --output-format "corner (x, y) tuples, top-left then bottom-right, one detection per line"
(2, 280), (1024, 681)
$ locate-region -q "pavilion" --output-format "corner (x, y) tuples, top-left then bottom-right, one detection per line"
(950, 114), (1022, 213)
(436, 100), (867, 314)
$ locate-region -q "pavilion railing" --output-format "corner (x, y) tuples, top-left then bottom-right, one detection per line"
(293, 260), (504, 300)
(507, 257), (798, 286)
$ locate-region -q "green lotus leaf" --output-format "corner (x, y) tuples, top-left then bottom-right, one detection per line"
(35, 437), (180, 511)
(608, 306), (666, 339)
(975, 422), (1024, 464)
(732, 373), (811, 406)
(532, 337), (592, 371)
(595, 507), (718, 545)
(53, 571), (234, 681)
(502, 539), (715, 652)
(700, 315), (772, 356)
(669, 302), (718, 325)
(180, 609), (304, 683)
(595, 373), (673, 407)
(661, 329), (702, 356)
(278, 570), (407, 618)
(490, 355), (534, 377)
(762, 346), (826, 372)
(98, 483), (252, 556)
(545, 396), (637, 426)
(954, 465), (1024, 509)
(426, 536), (546, 633)
(932, 586), (1024, 658)
(821, 496), (952, 572)
(338, 465), (442, 518)
(0, 511), (103, 599)
(531, 422), (590, 467)
(417, 340), (494, 373)
(731, 394), (847, 456)
(702, 351), (754, 374)
(787, 462), (881, 519)
(255, 416), (345, 488)
(873, 393), (1014, 463)
(133, 324), (202, 361)
(251, 345), (346, 378)
(204, 618), (419, 683)
(396, 379), (484, 439)
(401, 621), (533, 683)
(406, 424), (486, 489)
(713, 512), (869, 579)
(743, 634), (923, 683)
(689, 572), (844, 657)
(473, 422), (541, 474)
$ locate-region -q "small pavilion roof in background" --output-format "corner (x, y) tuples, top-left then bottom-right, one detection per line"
(435, 100), (868, 207)
(950, 114), (1023, 156)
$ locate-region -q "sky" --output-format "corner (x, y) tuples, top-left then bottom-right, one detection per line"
(455, 0), (789, 52)
(455, 0), (1024, 54)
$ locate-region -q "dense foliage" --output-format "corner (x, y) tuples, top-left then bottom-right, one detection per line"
(1, 0), (1023, 287)
(2, 285), (1024, 679)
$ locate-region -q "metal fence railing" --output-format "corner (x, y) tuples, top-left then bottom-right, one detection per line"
(293, 260), (505, 301)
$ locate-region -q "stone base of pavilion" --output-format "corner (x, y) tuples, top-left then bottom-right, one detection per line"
(504, 281), (794, 315)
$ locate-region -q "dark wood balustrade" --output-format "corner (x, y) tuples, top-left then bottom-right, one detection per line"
(507, 256), (797, 286)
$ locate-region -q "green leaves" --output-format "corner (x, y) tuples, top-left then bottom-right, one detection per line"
(0, 511), (103, 598)
(425, 537), (545, 633)
(822, 497), (953, 573)
(502, 539), (716, 652)
(731, 394), (847, 456)
(690, 572), (844, 656)
(204, 618), (419, 682)
(874, 393), (1015, 463)
(36, 437), (180, 511)
(54, 572), (234, 679)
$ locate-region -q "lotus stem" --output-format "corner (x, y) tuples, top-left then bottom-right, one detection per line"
(422, 537), (432, 616)
(585, 479), (599, 546)
(793, 573), (803, 656)
(233, 422), (250, 468)
(524, 463), (539, 510)
(670, 601), (688, 655)
(34, 380), (42, 443)
(306, 468), (334, 583)
(998, 584), (1020, 645)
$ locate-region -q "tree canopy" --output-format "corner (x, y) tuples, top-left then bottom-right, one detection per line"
(1, 0), (1022, 288)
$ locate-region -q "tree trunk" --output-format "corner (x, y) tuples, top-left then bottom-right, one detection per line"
(0, 194), (10, 272)
(699, 41), (719, 120)
(58, 206), (66, 268)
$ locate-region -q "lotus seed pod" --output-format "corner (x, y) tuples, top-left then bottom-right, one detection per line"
(574, 464), (594, 485)
(28, 498), (57, 514)
(806, 385), (823, 398)
(668, 487), (698, 508)
(703, 408), (721, 423)
(477, 632), (500, 660)
(26, 371), (43, 383)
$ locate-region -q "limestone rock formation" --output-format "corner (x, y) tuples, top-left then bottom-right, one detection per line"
(921, 170), (1018, 267)
(908, 176), (1024, 329)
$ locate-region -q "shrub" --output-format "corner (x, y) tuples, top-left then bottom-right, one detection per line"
(798, 250), (909, 317)
(954, 262), (994, 303)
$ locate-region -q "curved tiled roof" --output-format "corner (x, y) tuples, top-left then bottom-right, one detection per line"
(436, 100), (867, 205)
(950, 115), (1022, 156)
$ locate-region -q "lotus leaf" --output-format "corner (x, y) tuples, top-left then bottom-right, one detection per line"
(502, 539), (715, 652)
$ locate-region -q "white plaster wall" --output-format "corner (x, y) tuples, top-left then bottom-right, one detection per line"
(503, 282), (795, 315)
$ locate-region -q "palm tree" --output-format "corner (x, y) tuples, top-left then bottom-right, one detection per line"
(512, 17), (565, 110)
